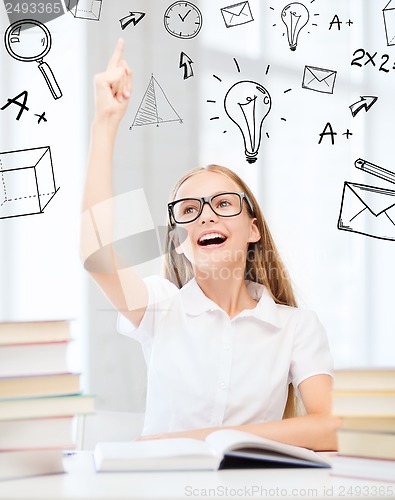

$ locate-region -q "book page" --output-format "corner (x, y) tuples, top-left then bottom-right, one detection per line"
(205, 430), (330, 466)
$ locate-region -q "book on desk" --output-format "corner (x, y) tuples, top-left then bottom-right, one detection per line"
(0, 319), (95, 481)
(93, 429), (331, 472)
(331, 368), (395, 483)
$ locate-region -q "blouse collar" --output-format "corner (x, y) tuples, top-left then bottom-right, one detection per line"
(180, 278), (282, 329)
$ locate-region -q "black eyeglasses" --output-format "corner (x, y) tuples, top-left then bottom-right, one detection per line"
(168, 191), (254, 225)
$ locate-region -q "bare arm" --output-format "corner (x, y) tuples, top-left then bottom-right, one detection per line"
(138, 375), (341, 451)
(230, 374), (339, 451)
(81, 39), (148, 327)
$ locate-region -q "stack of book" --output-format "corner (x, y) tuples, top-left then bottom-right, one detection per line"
(0, 320), (95, 481)
(331, 368), (395, 482)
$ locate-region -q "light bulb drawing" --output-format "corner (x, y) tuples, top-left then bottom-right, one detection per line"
(281, 2), (309, 51)
(224, 81), (272, 164)
(208, 59), (289, 165)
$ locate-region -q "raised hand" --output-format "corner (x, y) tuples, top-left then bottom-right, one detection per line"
(93, 38), (132, 124)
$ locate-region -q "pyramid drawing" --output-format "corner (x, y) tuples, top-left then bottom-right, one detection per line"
(131, 75), (182, 128)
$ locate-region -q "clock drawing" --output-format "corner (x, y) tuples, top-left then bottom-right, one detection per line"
(164, 2), (203, 39)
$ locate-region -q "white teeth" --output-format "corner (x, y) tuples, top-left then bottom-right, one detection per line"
(198, 233), (226, 243)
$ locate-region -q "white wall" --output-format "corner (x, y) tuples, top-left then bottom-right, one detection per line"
(0, 7), (88, 373)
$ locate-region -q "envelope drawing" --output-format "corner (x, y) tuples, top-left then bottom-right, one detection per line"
(221, 1), (254, 28)
(338, 182), (395, 241)
(302, 66), (337, 94)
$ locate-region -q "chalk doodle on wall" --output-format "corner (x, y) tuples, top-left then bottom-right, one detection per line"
(67, 0), (102, 21)
(0, 146), (59, 220)
(270, 1), (318, 51)
(179, 52), (194, 80)
(383, 0), (395, 46)
(338, 159), (395, 241)
(1, 90), (46, 125)
(130, 75), (183, 129)
(4, 19), (63, 100)
(207, 60), (289, 164)
(302, 65), (337, 94)
(349, 96), (378, 117)
(281, 2), (309, 51)
(164, 2), (203, 39)
(350, 47), (395, 74)
(220, 2), (254, 28)
(224, 81), (272, 164)
(119, 12), (146, 31)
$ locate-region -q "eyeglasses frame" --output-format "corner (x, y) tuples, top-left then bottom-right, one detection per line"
(167, 191), (254, 226)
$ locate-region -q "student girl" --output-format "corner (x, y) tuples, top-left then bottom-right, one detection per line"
(82, 39), (340, 451)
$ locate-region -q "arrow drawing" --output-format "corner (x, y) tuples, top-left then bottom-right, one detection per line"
(179, 52), (194, 79)
(119, 11), (146, 30)
(349, 96), (378, 117)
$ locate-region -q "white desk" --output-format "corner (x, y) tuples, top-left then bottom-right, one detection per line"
(0, 452), (394, 500)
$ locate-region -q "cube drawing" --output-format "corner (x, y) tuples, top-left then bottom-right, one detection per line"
(67, 0), (102, 21)
(383, 0), (395, 46)
(0, 147), (59, 220)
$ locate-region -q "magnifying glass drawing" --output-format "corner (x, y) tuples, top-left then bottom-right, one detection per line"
(4, 19), (63, 100)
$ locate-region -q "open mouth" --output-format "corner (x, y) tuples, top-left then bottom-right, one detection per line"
(197, 232), (227, 247)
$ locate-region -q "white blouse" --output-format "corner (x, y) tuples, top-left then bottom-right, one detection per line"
(117, 276), (333, 436)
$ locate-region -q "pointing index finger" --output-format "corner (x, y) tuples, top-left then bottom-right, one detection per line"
(107, 38), (125, 70)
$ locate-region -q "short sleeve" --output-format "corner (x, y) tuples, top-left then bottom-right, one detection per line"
(117, 275), (179, 343)
(289, 310), (333, 390)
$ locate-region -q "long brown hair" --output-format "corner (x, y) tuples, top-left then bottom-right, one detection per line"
(162, 164), (301, 418)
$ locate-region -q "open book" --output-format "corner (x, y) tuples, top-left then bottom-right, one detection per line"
(93, 429), (331, 471)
